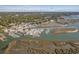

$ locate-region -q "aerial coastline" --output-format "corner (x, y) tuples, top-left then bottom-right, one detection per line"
(0, 5), (79, 54)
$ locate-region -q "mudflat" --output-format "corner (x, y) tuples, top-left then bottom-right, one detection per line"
(5, 39), (79, 54)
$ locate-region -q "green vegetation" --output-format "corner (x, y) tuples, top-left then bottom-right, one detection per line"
(0, 14), (55, 28)
(0, 12), (78, 28)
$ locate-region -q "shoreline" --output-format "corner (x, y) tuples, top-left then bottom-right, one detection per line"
(52, 28), (79, 34)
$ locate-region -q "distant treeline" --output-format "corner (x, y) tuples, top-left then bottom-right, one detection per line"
(0, 12), (79, 16)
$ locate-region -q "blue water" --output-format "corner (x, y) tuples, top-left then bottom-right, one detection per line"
(39, 23), (79, 40)
(0, 20), (79, 50)
(40, 32), (79, 40)
(64, 15), (79, 19)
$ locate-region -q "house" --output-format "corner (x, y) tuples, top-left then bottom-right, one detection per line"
(50, 19), (55, 23)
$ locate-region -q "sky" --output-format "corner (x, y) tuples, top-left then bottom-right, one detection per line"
(0, 5), (79, 12)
